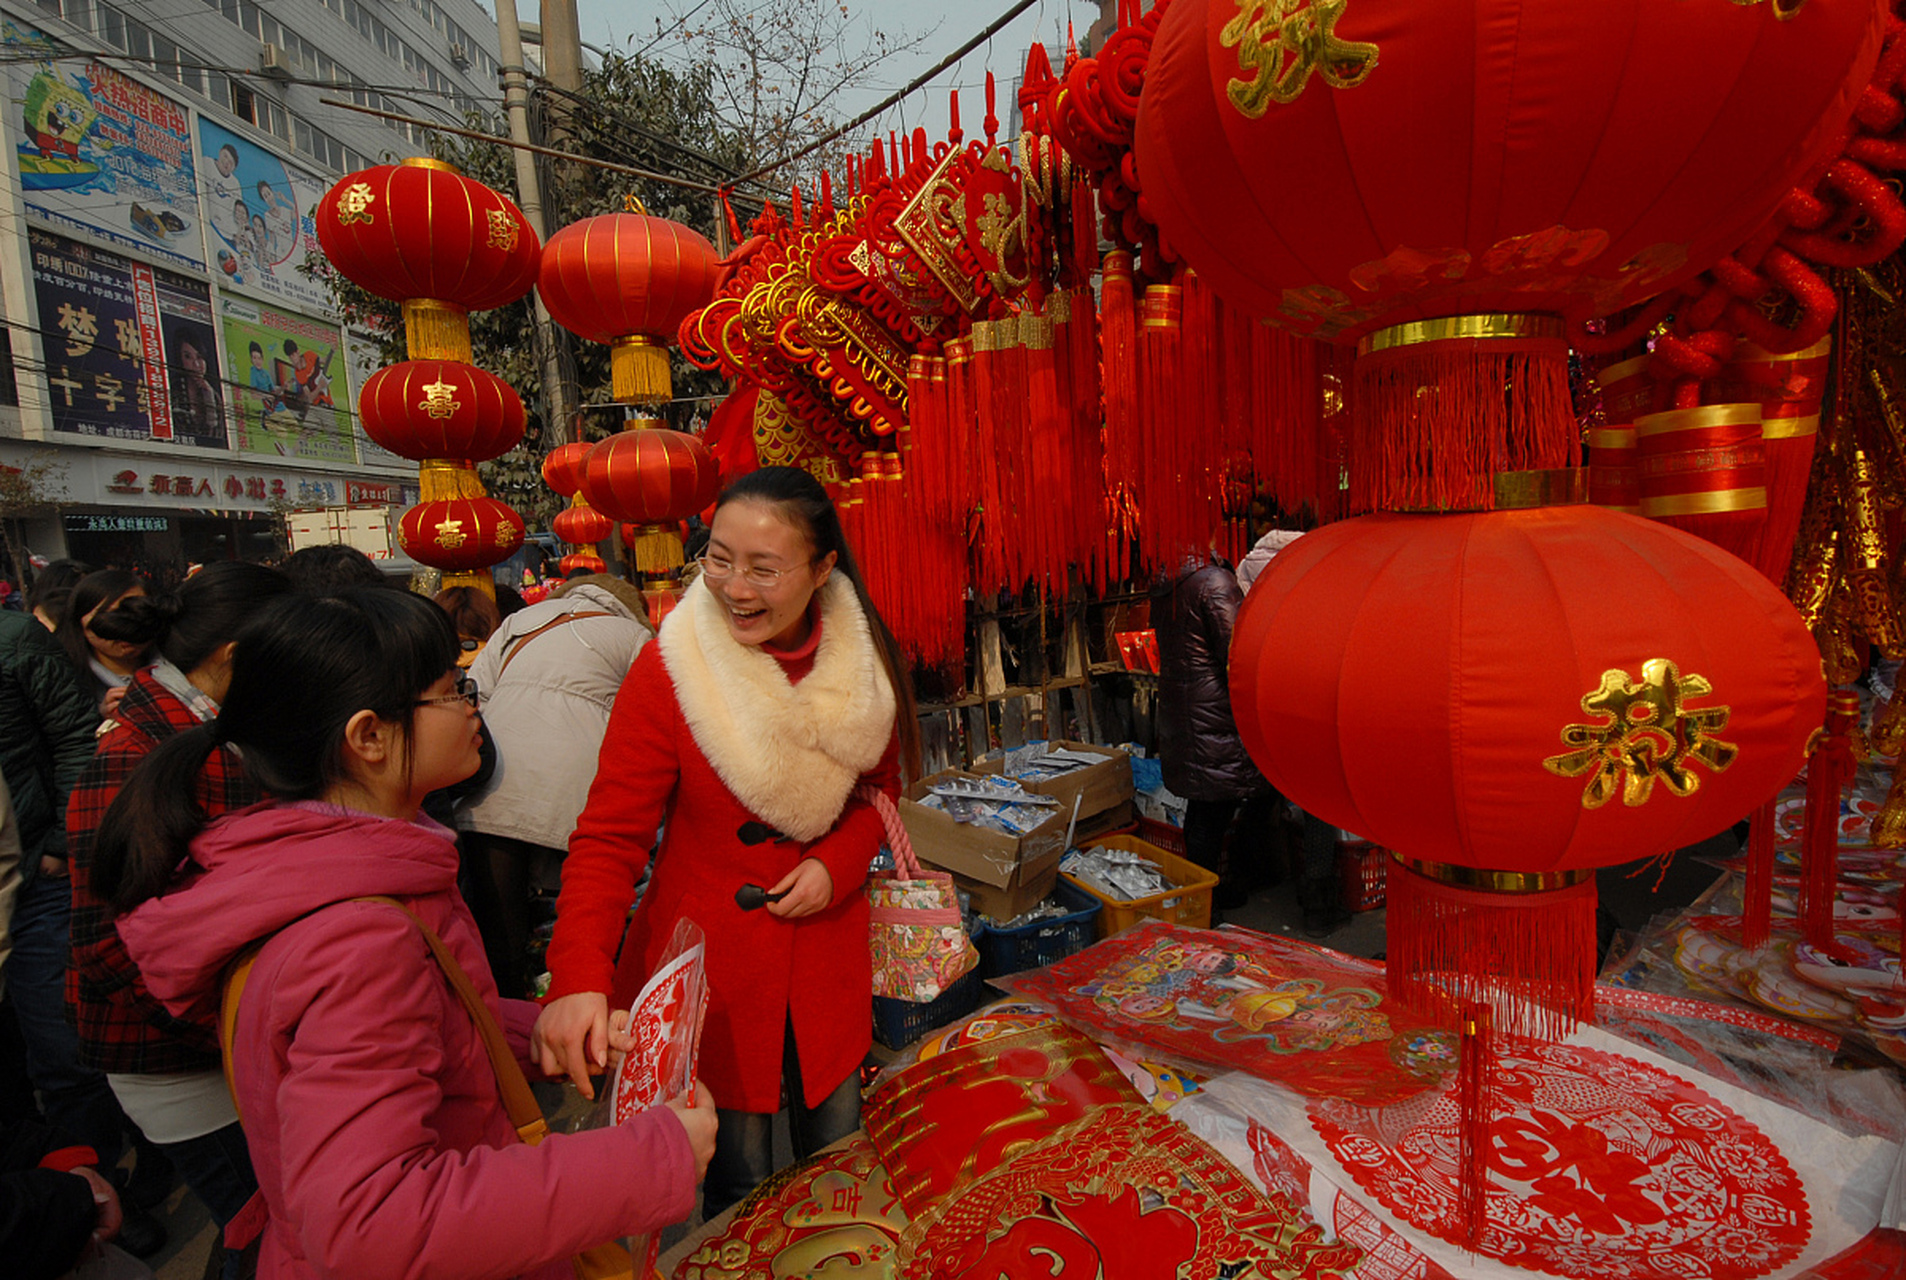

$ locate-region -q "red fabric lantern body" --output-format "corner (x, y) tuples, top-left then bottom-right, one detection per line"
(399, 497), (527, 572)
(559, 552), (608, 577)
(537, 211), (720, 403)
(1231, 506), (1825, 874)
(317, 160), (540, 309)
(541, 441), (592, 498)
(357, 361), (525, 462)
(578, 428), (722, 526)
(1134, 0), (1884, 339)
(552, 503), (615, 546)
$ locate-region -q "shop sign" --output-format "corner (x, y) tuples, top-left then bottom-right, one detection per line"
(66, 513), (169, 533)
(346, 480), (402, 506)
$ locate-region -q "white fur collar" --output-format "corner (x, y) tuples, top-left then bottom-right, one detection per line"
(657, 574), (896, 842)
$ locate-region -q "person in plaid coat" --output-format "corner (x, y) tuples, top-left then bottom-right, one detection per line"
(65, 562), (290, 1266)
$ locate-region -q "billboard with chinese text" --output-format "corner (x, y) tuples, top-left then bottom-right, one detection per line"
(29, 227), (227, 449)
(5, 20), (204, 271)
(343, 325), (410, 470)
(196, 119), (334, 316)
(219, 296), (355, 464)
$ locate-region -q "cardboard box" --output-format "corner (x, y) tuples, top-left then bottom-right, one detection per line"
(1073, 799), (1135, 845)
(900, 770), (1070, 917)
(976, 741), (1135, 825)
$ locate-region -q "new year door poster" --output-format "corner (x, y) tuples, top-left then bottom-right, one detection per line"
(30, 227), (226, 449)
(220, 296), (356, 464)
(6, 21), (204, 272)
(197, 119), (333, 315)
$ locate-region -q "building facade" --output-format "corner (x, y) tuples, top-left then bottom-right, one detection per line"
(0, 0), (505, 578)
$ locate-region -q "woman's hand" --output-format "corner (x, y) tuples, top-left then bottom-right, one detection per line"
(663, 1081), (718, 1181)
(765, 857), (834, 919)
(531, 991), (610, 1099)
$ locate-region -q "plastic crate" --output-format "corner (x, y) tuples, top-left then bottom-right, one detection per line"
(1339, 843), (1389, 912)
(977, 880), (1103, 978)
(1133, 813), (1188, 858)
(871, 966), (985, 1051)
(1063, 833), (1218, 939)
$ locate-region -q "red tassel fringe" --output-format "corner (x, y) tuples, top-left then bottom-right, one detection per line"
(1386, 860), (1597, 1041)
(1742, 796), (1779, 951)
(1457, 1002), (1494, 1254)
(1802, 693), (1861, 948)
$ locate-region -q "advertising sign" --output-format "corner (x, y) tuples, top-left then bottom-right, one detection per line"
(5, 20), (204, 271)
(343, 325), (410, 469)
(220, 296), (356, 464)
(197, 119), (334, 315)
(29, 227), (227, 449)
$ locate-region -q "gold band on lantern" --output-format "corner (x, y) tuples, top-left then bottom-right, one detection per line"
(1761, 413), (1820, 440)
(402, 299), (474, 363)
(1357, 313), (1565, 357)
(1592, 355), (1652, 388)
(1633, 402), (1762, 440)
(611, 335), (671, 406)
(1392, 853), (1595, 894)
(1639, 487), (1768, 518)
(1734, 334), (1833, 362)
(399, 156), (458, 174)
(1493, 468), (1589, 510)
(1584, 427), (1638, 450)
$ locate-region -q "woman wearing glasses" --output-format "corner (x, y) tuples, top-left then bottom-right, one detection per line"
(535, 466), (921, 1216)
(93, 588), (716, 1278)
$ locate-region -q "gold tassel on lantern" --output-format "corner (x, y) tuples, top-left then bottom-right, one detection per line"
(439, 570), (491, 594)
(629, 522), (685, 577)
(419, 459), (488, 501)
(402, 299), (475, 363)
(612, 336), (671, 405)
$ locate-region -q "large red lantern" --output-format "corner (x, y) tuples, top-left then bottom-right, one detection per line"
(318, 158), (541, 361)
(399, 497), (526, 572)
(578, 425), (721, 525)
(552, 503), (615, 546)
(540, 441), (592, 497)
(537, 208), (720, 403)
(357, 361), (525, 462)
(1133, 0), (1885, 341)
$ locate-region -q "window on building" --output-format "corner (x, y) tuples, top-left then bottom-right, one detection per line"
(0, 330), (17, 409)
(230, 78), (257, 124)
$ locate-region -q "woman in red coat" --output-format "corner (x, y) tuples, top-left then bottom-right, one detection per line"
(534, 466), (919, 1216)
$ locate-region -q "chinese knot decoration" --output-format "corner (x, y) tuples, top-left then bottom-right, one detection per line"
(319, 157), (542, 595)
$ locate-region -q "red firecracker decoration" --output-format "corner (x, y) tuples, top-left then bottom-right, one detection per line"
(538, 204), (720, 405)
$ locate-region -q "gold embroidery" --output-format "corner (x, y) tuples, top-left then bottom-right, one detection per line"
(336, 182), (376, 226)
(493, 522), (520, 550)
(485, 208), (520, 252)
(419, 380), (461, 419)
(434, 517), (467, 550)
(1543, 660), (1738, 808)
(1220, 0), (1379, 118)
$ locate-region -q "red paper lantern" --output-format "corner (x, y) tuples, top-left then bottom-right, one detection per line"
(577, 428), (721, 525)
(357, 360), (525, 462)
(552, 503), (615, 545)
(1231, 506), (1824, 874)
(1133, 0), (1885, 339)
(317, 159), (540, 311)
(399, 497), (527, 572)
(537, 211), (720, 402)
(541, 441), (592, 497)
(559, 552), (607, 576)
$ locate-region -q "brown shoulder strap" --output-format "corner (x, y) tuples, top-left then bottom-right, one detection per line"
(496, 611), (614, 679)
(218, 896), (549, 1146)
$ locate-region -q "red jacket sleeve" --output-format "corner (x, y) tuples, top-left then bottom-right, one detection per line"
(803, 733), (901, 908)
(545, 645), (682, 1001)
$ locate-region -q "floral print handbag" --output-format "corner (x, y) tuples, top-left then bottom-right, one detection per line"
(860, 784), (980, 1002)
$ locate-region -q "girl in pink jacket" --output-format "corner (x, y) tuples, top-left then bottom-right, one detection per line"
(93, 588), (714, 1280)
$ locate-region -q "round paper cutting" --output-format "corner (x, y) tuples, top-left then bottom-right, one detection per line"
(1309, 1041), (1809, 1278)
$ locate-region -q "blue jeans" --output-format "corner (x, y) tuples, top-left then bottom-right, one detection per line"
(702, 1019), (861, 1219)
(10, 873), (129, 1166)
(160, 1121), (258, 1280)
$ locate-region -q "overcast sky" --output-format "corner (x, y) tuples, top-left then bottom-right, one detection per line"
(555, 0), (1107, 138)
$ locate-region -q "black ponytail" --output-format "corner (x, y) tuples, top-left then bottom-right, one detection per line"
(54, 568), (146, 679)
(90, 562), (291, 672)
(91, 588), (460, 913)
(716, 466), (922, 781)
(92, 722), (226, 914)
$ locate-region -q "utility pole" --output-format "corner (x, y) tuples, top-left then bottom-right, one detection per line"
(540, 0), (585, 95)
(495, 0), (576, 446)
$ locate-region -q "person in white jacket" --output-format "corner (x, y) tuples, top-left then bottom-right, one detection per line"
(456, 575), (653, 997)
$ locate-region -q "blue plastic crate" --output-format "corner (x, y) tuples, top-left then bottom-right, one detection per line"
(976, 880), (1102, 979)
(871, 966), (986, 1051)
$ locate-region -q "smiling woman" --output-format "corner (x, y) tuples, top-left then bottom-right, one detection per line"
(537, 464), (921, 1217)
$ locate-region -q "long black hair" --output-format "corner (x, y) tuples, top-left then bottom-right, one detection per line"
(92, 588), (461, 913)
(25, 557), (91, 627)
(88, 562), (292, 674)
(54, 569), (148, 681)
(715, 466), (922, 781)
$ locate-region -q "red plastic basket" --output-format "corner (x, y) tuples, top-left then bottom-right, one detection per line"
(1338, 843), (1388, 912)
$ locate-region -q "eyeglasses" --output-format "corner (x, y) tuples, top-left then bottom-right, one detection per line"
(415, 675), (479, 710)
(695, 554), (811, 589)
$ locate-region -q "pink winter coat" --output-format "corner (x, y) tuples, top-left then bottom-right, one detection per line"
(119, 801), (695, 1280)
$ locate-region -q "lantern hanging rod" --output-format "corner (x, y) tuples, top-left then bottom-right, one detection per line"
(729, 0), (1042, 188)
(318, 97), (727, 196)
